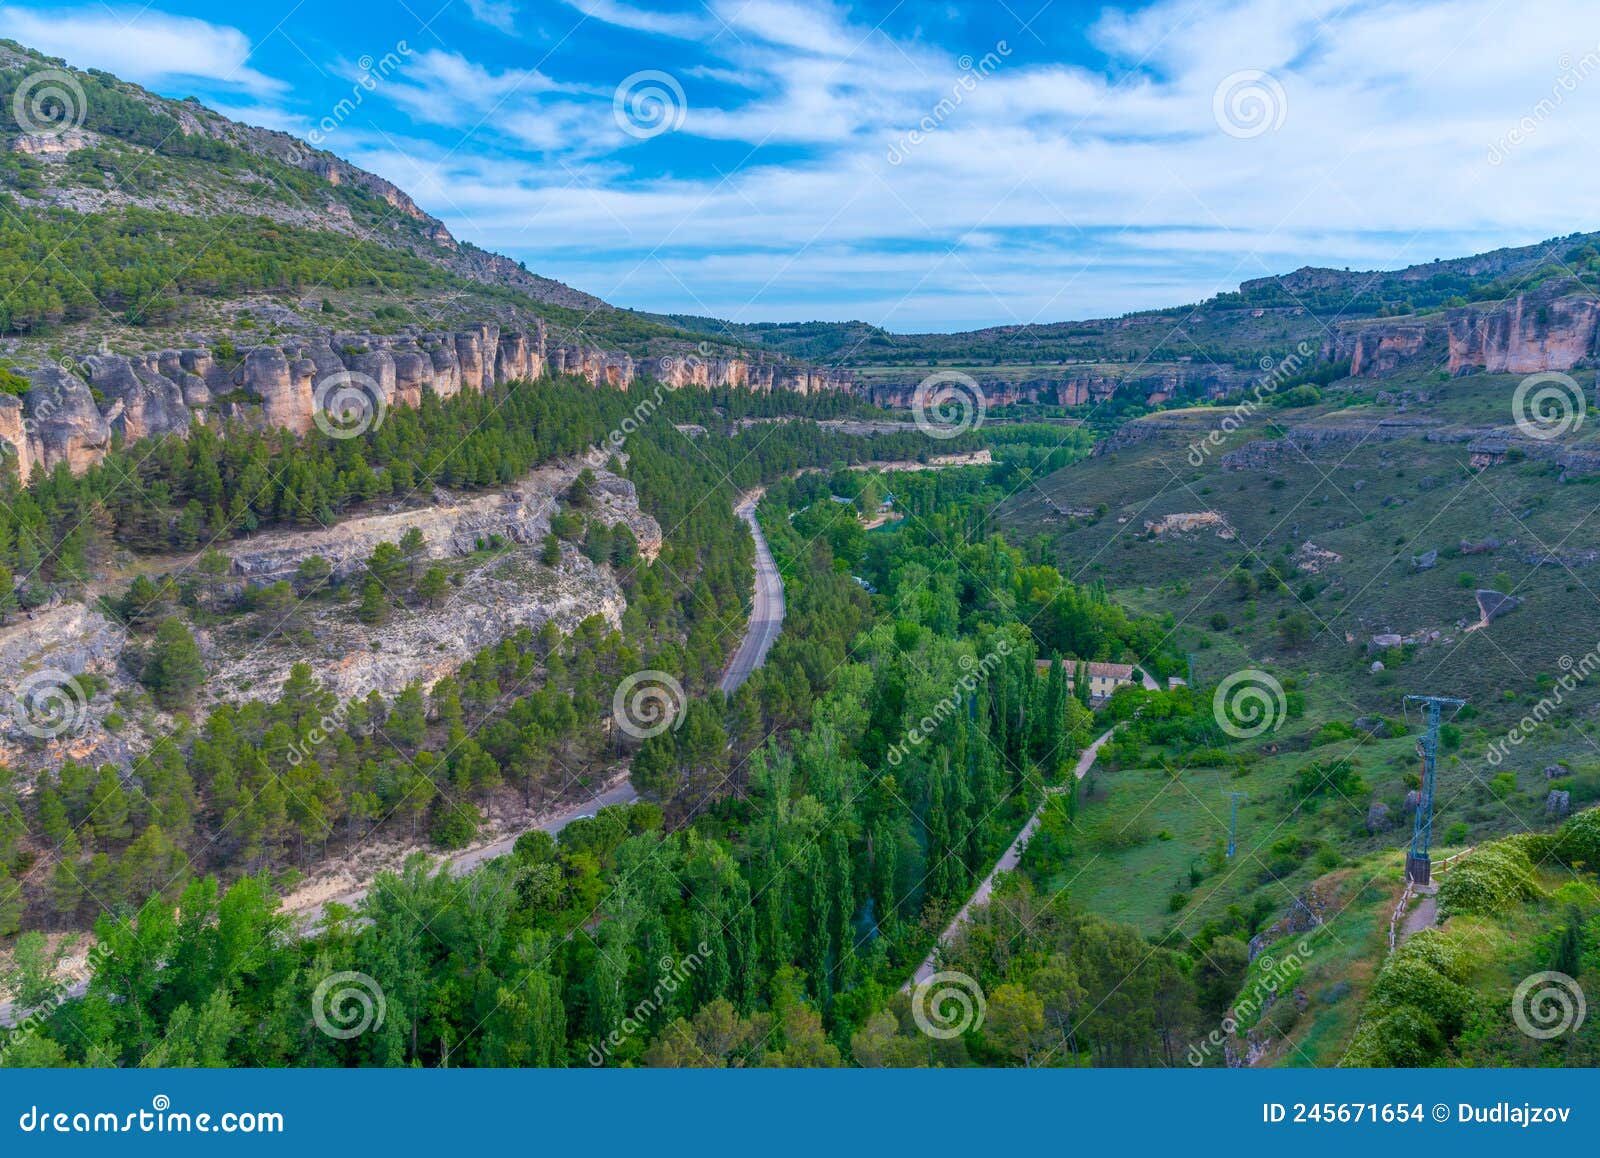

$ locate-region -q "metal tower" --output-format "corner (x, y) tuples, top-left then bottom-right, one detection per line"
(1224, 791), (1247, 858)
(1403, 694), (1467, 885)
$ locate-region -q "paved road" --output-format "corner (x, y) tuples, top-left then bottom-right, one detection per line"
(719, 493), (785, 694)
(296, 490), (782, 930)
(906, 726), (1119, 991)
(1, 493), (788, 1028)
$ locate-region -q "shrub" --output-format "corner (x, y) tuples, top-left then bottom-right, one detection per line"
(1436, 839), (1540, 918)
(1551, 807), (1600, 873)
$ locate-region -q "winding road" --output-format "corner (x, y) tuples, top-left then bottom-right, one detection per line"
(906, 726), (1118, 991)
(0, 491), (787, 1028)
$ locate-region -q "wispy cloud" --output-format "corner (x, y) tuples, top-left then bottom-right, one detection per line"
(0, 6), (285, 96)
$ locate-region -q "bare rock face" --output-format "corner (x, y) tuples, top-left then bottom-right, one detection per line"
(0, 394), (32, 479)
(423, 337), (463, 398)
(1348, 323), (1434, 377)
(388, 344), (431, 410)
(496, 330), (532, 383)
(10, 128), (93, 156)
(1448, 294), (1600, 374)
(1475, 589), (1521, 622)
(340, 344), (399, 410)
(241, 346), (313, 435)
(23, 366), (111, 473)
(454, 329), (489, 393)
(82, 353), (191, 444)
(180, 347), (233, 396)
(0, 601), (133, 773)
(3, 312), (859, 476)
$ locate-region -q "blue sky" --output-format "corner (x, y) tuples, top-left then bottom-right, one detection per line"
(5, 0), (1600, 331)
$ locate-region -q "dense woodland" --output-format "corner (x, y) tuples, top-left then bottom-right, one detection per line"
(0, 379), (1226, 1066)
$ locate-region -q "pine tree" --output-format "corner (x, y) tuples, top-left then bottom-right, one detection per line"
(357, 578), (389, 625)
(142, 618), (205, 708)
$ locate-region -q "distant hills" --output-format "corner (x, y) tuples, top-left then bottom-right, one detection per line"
(2, 36), (1598, 462)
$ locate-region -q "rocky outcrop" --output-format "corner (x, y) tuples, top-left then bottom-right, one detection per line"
(1338, 290), (1600, 379)
(860, 364), (1241, 409)
(6, 318), (705, 473)
(82, 354), (191, 444)
(22, 366), (111, 474)
(1346, 323), (1437, 377)
(1447, 294), (1600, 374)
(0, 395), (32, 480)
(220, 459), (659, 589)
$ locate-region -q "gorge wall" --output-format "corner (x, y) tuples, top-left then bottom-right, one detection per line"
(0, 321), (864, 478)
(1337, 290), (1600, 379)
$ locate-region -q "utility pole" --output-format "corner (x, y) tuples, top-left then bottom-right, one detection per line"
(1186, 652), (1196, 687)
(1224, 791), (1247, 858)
(1403, 694), (1467, 885)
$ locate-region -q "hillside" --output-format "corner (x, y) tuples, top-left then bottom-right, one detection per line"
(996, 360), (1600, 1065)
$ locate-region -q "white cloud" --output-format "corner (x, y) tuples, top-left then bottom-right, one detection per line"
(464, 0), (520, 34)
(0, 6), (284, 95)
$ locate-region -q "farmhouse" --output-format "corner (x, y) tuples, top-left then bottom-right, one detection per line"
(1035, 658), (1138, 703)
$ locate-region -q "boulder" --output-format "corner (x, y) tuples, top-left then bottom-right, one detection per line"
(1475, 589), (1521, 622)
(82, 353), (191, 444)
(23, 365), (112, 472)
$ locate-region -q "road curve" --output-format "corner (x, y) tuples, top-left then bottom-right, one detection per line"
(905, 726), (1119, 991)
(0, 492), (789, 1029)
(301, 491), (782, 927)
(719, 492), (786, 694)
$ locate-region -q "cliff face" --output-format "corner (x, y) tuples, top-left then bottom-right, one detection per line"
(859, 364), (1245, 410)
(1446, 295), (1600, 374)
(0, 321), (865, 476)
(1338, 291), (1600, 378)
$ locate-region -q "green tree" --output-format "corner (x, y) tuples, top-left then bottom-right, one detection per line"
(142, 619), (205, 709)
(416, 565), (449, 609)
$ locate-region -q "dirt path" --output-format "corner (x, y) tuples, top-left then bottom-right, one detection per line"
(905, 726), (1118, 991)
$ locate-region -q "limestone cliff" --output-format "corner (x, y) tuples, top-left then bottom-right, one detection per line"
(1337, 289), (1600, 378)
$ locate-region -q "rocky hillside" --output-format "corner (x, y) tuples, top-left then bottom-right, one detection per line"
(0, 39), (860, 470)
(0, 455), (659, 774)
(3, 35), (1597, 458)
